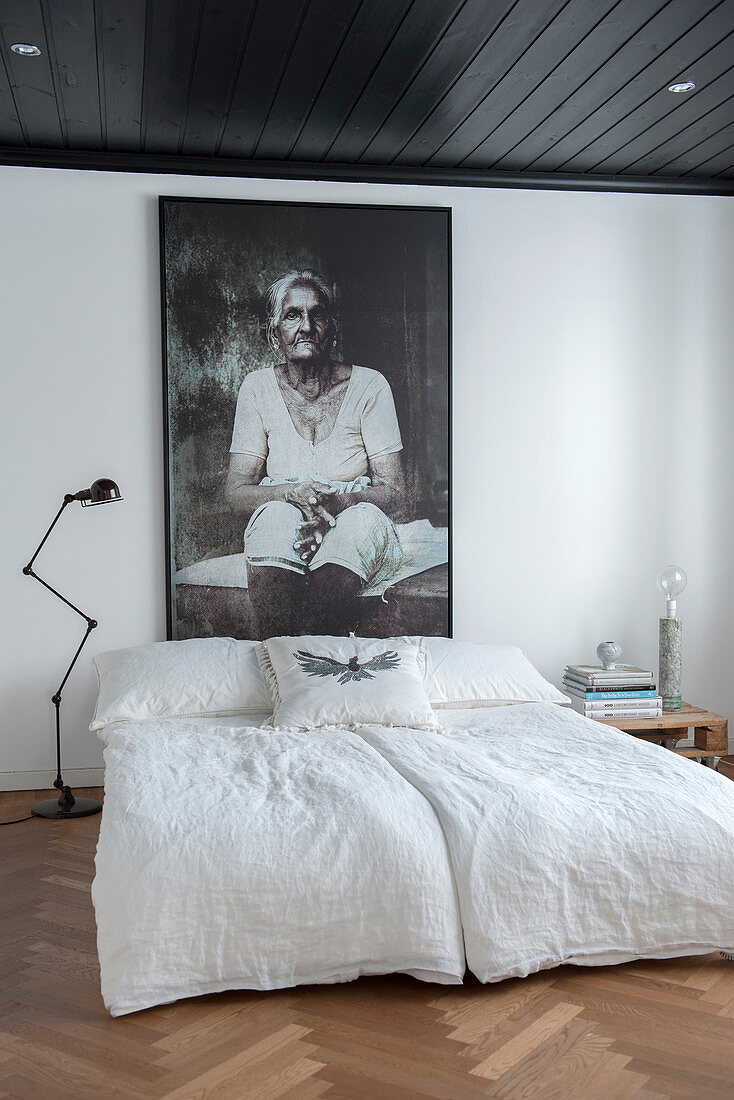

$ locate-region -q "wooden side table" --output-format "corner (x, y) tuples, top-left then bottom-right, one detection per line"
(595, 702), (728, 764)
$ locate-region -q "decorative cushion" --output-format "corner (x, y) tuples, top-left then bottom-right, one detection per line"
(420, 638), (570, 708)
(90, 638), (273, 730)
(258, 635), (439, 732)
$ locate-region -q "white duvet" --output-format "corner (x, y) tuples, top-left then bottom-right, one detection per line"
(93, 717), (465, 1016)
(93, 704), (734, 1017)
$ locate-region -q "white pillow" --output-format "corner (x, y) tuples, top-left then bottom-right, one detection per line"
(258, 635), (439, 732)
(90, 638), (273, 729)
(420, 638), (570, 708)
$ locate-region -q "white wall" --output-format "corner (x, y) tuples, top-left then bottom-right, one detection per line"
(1, 165), (732, 786)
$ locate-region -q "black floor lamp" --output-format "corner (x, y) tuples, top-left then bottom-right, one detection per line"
(23, 478), (123, 819)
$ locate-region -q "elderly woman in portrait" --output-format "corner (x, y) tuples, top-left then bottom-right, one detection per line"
(225, 269), (407, 637)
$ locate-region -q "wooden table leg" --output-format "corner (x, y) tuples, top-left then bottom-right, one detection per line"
(694, 722), (728, 756)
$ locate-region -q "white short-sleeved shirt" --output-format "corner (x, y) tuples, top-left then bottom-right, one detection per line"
(230, 365), (403, 483)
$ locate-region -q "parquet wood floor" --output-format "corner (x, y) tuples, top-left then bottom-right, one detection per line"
(2, 788), (734, 1099)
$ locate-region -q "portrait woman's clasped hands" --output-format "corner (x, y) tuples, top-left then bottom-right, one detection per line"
(287, 480), (339, 563)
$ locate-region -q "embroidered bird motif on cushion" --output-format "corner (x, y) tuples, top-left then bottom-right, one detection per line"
(294, 650), (401, 684)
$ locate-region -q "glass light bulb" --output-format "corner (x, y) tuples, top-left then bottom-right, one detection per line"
(657, 565), (687, 618)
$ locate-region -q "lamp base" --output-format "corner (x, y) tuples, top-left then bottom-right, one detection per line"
(659, 617), (682, 714)
(31, 796), (102, 819)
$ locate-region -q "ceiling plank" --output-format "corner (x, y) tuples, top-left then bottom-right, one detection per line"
(44, 0), (102, 150)
(647, 117), (734, 174)
(359, 0), (509, 165)
(0, 0), (64, 146)
(95, 0), (146, 151)
(529, 2), (733, 172)
(141, 0), (203, 154)
(254, 0), (362, 160)
(625, 91), (734, 173)
(0, 49), (25, 145)
(179, 0), (257, 157)
(289, 0), (413, 162)
(492, 0), (720, 172)
(392, 0), (567, 167)
(321, 0), (474, 164)
(218, 0), (310, 159)
(426, 0), (626, 167)
(584, 40), (734, 172)
(686, 143), (734, 175)
(465, 0), (673, 170)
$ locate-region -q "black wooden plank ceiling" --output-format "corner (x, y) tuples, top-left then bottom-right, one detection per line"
(0, 0), (732, 193)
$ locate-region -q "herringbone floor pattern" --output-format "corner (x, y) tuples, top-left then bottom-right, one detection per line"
(2, 789), (734, 1099)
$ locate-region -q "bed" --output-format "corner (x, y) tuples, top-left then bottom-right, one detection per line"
(90, 637), (734, 1018)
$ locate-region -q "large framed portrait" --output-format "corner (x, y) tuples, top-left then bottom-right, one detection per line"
(160, 197), (451, 641)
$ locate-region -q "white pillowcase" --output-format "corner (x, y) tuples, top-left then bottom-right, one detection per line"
(258, 636), (439, 732)
(90, 634), (567, 733)
(90, 638), (273, 730)
(420, 638), (570, 709)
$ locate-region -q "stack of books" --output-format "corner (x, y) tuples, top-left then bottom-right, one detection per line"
(562, 663), (662, 719)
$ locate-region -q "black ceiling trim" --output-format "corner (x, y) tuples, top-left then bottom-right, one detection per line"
(0, 146), (732, 196)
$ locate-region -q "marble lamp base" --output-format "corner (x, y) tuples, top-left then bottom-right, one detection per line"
(659, 617), (682, 711)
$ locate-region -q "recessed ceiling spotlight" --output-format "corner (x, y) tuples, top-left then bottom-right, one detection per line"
(668, 81), (695, 93)
(11, 43), (41, 56)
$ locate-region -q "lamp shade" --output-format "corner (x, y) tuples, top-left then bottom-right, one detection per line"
(79, 478), (123, 507)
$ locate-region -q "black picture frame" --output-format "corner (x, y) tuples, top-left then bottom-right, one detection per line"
(159, 195), (451, 641)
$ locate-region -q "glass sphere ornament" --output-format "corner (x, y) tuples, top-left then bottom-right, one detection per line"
(596, 641), (622, 670)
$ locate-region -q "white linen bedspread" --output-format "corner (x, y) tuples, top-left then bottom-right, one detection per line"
(357, 703), (734, 982)
(93, 717), (464, 1017)
(93, 704), (734, 1017)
